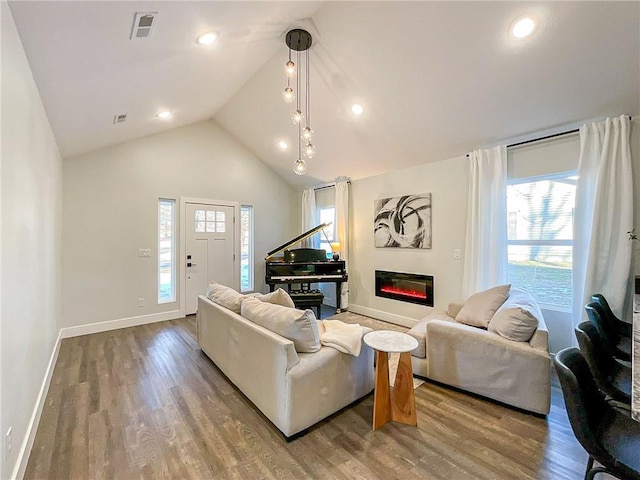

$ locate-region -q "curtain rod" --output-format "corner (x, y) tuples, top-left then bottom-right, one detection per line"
(508, 128), (578, 149)
(466, 115), (634, 157)
(313, 180), (351, 191)
(314, 185), (335, 191)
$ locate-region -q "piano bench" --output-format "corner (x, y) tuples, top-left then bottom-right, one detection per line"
(289, 292), (324, 319)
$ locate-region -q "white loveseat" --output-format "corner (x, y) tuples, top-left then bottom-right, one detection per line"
(407, 286), (551, 415)
(196, 293), (375, 438)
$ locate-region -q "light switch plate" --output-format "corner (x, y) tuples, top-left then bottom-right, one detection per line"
(138, 249), (151, 258)
(453, 249), (461, 259)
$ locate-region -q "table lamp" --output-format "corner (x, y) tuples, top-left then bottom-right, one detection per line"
(330, 242), (340, 261)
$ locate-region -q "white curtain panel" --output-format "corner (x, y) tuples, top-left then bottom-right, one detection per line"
(461, 145), (508, 299)
(335, 178), (350, 309)
(301, 188), (319, 248)
(573, 115), (633, 331)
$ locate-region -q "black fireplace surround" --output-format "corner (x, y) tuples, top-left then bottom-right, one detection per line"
(375, 270), (434, 307)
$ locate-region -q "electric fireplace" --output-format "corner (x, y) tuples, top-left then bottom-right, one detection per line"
(375, 270), (434, 306)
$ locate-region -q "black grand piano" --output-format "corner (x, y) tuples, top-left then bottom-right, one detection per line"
(265, 223), (347, 314)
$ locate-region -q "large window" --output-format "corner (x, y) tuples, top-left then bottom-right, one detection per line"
(240, 205), (254, 292)
(506, 173), (576, 309)
(158, 199), (176, 303)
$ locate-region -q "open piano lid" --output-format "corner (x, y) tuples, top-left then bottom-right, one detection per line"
(265, 222), (331, 261)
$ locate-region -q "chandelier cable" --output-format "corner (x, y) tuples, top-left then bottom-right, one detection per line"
(306, 49), (310, 127)
(297, 50), (301, 159)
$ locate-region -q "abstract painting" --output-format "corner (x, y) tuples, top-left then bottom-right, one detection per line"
(374, 194), (432, 248)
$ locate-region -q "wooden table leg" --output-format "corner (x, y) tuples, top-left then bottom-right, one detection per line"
(373, 351), (391, 430)
(390, 352), (417, 426)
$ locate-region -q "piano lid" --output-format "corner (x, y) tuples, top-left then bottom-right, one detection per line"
(265, 222), (331, 260)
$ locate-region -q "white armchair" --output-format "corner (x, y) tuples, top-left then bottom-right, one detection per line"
(407, 287), (551, 415)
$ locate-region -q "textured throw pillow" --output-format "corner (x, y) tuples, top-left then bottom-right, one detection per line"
(488, 288), (542, 342)
(455, 284), (511, 328)
(206, 281), (245, 313)
(253, 288), (296, 308)
(241, 297), (321, 353)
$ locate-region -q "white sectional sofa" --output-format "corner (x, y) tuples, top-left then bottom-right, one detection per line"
(196, 292), (375, 438)
(407, 286), (551, 415)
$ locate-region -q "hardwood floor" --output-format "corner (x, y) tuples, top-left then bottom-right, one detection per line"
(25, 316), (595, 480)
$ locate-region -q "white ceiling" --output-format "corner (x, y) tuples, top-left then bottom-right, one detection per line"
(9, 1), (640, 188)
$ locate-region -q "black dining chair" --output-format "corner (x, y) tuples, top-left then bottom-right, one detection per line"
(575, 319), (631, 404)
(590, 294), (632, 362)
(554, 348), (640, 480)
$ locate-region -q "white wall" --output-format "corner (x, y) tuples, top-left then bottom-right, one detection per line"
(1, 3), (63, 478)
(62, 120), (298, 329)
(349, 156), (468, 325)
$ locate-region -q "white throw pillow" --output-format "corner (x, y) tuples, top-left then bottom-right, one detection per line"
(241, 297), (320, 353)
(455, 284), (511, 328)
(488, 288), (542, 342)
(206, 281), (245, 313)
(252, 288), (296, 308)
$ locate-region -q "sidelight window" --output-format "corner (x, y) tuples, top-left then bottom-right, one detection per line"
(240, 205), (254, 292)
(158, 198), (176, 303)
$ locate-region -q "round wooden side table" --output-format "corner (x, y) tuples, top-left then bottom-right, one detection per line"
(363, 330), (419, 430)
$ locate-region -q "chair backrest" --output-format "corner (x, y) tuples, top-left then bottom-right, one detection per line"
(590, 294), (623, 340)
(553, 348), (611, 460)
(591, 293), (620, 323)
(585, 301), (618, 355)
(575, 318), (616, 377)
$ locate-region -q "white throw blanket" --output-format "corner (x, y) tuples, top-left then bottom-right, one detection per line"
(317, 320), (364, 356)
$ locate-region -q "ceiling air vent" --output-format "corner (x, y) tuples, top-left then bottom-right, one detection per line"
(113, 114), (127, 124)
(130, 12), (157, 39)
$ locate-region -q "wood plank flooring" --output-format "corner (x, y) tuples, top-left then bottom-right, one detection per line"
(25, 316), (596, 480)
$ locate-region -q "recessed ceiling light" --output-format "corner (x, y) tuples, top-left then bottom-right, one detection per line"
(351, 104), (364, 115)
(511, 17), (537, 39)
(278, 140), (289, 150)
(197, 32), (218, 46)
(156, 110), (172, 119)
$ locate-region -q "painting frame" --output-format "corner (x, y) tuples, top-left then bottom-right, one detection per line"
(374, 193), (432, 249)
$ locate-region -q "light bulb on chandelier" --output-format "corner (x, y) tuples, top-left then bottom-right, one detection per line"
(301, 127), (313, 142)
(293, 159), (307, 175)
(282, 87), (295, 104)
(285, 60), (296, 78)
(292, 110), (304, 124)
(303, 142), (316, 158)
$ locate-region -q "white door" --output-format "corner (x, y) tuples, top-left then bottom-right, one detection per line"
(185, 202), (235, 314)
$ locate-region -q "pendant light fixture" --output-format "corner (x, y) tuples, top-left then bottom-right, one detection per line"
(283, 29), (314, 175)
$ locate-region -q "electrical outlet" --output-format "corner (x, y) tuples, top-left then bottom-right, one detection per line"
(138, 298), (145, 308)
(5, 427), (12, 461)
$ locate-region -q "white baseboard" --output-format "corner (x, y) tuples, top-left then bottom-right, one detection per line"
(60, 309), (183, 338)
(348, 304), (418, 328)
(12, 329), (63, 480)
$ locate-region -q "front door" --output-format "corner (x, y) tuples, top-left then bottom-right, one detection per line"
(185, 202), (235, 315)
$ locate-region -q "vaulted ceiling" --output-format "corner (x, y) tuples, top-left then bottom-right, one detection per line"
(9, 1), (640, 188)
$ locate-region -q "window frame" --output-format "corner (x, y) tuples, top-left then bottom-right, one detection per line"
(506, 171), (577, 312)
(158, 198), (176, 304)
